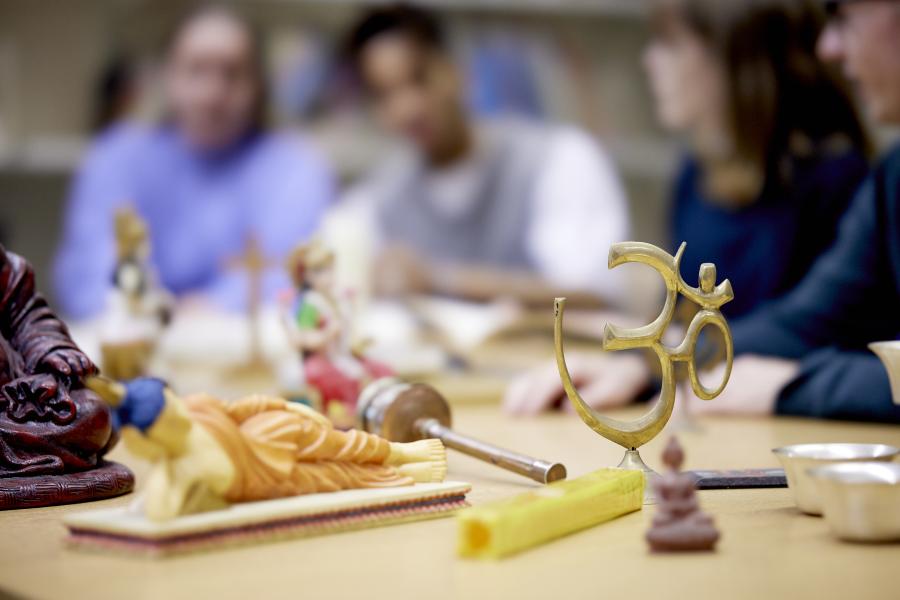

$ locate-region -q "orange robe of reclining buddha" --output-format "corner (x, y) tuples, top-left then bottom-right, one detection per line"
(183, 394), (414, 502)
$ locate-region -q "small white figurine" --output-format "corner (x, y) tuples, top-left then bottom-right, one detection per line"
(99, 207), (172, 380)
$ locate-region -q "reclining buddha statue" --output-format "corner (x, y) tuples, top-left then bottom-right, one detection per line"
(88, 377), (448, 521)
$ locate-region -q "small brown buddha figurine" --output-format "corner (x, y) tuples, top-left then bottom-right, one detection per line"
(646, 437), (719, 552)
(0, 245), (132, 509)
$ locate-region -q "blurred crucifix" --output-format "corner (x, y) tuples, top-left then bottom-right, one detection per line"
(226, 236), (275, 367)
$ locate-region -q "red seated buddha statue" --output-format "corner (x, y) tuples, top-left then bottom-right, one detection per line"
(0, 245), (133, 509)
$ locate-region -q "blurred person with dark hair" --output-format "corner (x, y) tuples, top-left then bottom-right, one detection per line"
(341, 4), (629, 306)
(505, 0), (872, 416)
(91, 54), (138, 133)
(702, 0), (900, 422)
(55, 4), (333, 318)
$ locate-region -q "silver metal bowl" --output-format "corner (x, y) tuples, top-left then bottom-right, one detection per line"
(772, 443), (900, 515)
(808, 462), (900, 542)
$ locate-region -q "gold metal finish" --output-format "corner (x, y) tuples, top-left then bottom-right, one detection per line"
(113, 206), (148, 261)
(554, 242), (734, 499)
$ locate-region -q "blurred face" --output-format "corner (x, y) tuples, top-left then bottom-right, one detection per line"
(643, 11), (727, 138)
(165, 13), (259, 151)
(307, 264), (334, 293)
(818, 2), (900, 123)
(359, 34), (467, 161)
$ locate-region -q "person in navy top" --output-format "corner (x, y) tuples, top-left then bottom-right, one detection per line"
(504, 0), (871, 416)
(728, 144), (900, 422)
(711, 0), (900, 423)
(672, 149), (868, 320)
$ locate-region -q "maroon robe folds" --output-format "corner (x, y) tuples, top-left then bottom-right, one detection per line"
(0, 246), (115, 477)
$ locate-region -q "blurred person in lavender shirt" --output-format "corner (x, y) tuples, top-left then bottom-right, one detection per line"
(54, 4), (333, 319)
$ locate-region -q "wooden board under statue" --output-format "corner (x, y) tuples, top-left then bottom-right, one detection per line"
(0, 245), (133, 509)
(67, 377), (467, 556)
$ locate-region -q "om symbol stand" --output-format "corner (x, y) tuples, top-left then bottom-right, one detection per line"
(554, 241), (734, 503)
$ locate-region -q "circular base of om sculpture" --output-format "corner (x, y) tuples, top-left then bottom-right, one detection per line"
(0, 461), (134, 510)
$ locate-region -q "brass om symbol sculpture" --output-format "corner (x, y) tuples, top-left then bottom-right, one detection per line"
(554, 242), (734, 499)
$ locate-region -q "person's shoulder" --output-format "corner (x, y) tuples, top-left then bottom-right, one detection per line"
(478, 114), (549, 152)
(873, 141), (900, 176)
(254, 130), (329, 171)
(779, 143), (869, 215)
(547, 123), (604, 159)
(871, 142), (900, 212)
(671, 154), (703, 204)
(530, 121), (628, 191)
(484, 116), (607, 169)
(543, 120), (595, 145)
(350, 141), (418, 207)
(81, 121), (157, 169)
(801, 141), (869, 186)
(236, 130), (327, 186)
(833, 142), (900, 224)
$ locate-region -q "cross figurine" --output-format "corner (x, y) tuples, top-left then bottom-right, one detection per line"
(225, 236), (276, 366)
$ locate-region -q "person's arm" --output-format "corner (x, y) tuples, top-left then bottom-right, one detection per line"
(53, 130), (136, 319)
(375, 128), (628, 308)
(722, 160), (900, 421)
(777, 348), (900, 423)
(426, 262), (607, 308)
(374, 235), (608, 308)
(732, 176), (888, 358)
(526, 127), (630, 302)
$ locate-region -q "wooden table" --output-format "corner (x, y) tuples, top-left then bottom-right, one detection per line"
(1, 407), (899, 600)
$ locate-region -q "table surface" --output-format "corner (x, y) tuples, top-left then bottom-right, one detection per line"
(1, 406), (899, 600)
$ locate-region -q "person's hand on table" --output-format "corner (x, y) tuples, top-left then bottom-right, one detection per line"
(679, 354), (799, 416)
(503, 352), (650, 415)
(374, 244), (432, 297)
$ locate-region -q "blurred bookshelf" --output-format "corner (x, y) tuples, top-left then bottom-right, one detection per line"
(0, 0), (671, 288)
(0, 137), (86, 176)
(253, 0), (649, 18)
(0, 0), (668, 176)
(0, 131), (675, 181)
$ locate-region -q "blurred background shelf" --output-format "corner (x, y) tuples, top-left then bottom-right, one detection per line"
(0, 131), (676, 181)
(0, 0), (668, 300)
(0, 137), (87, 175)
(253, 0), (650, 18)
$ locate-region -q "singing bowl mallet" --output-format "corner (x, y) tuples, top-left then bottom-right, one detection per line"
(358, 378), (567, 484)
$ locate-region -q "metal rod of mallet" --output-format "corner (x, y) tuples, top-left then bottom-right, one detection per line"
(358, 378), (567, 484)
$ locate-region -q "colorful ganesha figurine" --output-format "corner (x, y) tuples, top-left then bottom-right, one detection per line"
(281, 241), (392, 422)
